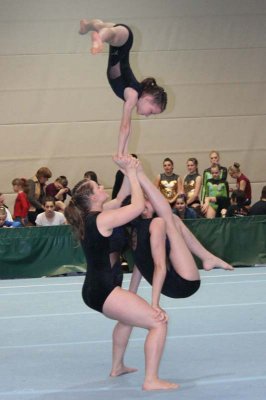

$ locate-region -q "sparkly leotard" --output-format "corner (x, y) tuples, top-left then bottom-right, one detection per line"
(81, 213), (123, 313)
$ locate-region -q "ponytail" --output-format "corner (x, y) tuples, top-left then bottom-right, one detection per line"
(64, 179), (93, 240)
(140, 77), (167, 111)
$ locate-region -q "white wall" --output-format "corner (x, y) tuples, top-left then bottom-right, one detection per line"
(0, 0), (265, 209)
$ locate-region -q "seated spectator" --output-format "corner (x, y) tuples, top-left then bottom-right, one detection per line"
(12, 178), (30, 226)
(201, 165), (229, 218)
(35, 197), (66, 226)
(46, 176), (71, 212)
(228, 162), (252, 206)
(0, 206), (22, 228)
(250, 186), (266, 215)
(27, 167), (52, 225)
(172, 194), (198, 220)
(183, 157), (202, 209)
(83, 170), (99, 183)
(155, 157), (183, 205)
(226, 190), (250, 217)
(201, 150), (227, 202)
(0, 192), (13, 222)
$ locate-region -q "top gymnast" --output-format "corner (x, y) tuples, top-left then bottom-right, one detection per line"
(79, 19), (167, 156)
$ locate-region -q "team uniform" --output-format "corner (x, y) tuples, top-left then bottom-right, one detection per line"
(81, 213), (123, 313)
(131, 218), (200, 298)
(159, 173), (179, 204)
(107, 24), (143, 100)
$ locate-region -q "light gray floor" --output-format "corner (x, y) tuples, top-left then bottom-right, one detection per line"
(1, 267), (266, 400)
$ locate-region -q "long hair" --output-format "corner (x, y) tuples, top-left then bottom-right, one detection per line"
(64, 179), (93, 240)
(187, 157), (199, 174)
(141, 77), (167, 111)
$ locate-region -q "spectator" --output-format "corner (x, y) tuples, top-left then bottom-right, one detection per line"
(228, 162), (252, 206)
(0, 192), (13, 222)
(226, 190), (249, 217)
(183, 157), (202, 211)
(35, 197), (66, 226)
(83, 171), (99, 183)
(155, 157), (183, 205)
(201, 165), (230, 218)
(0, 206), (21, 228)
(250, 186), (266, 215)
(46, 176), (71, 212)
(201, 150), (227, 202)
(172, 194), (198, 220)
(12, 178), (30, 226)
(27, 167), (52, 225)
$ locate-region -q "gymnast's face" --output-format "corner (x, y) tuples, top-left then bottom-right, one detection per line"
(136, 95), (162, 117)
(90, 181), (109, 203)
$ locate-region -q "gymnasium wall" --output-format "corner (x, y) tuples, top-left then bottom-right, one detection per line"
(0, 0), (266, 209)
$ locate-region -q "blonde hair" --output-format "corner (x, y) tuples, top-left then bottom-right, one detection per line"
(228, 162), (241, 174)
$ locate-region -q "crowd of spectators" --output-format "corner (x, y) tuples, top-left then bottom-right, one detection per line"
(155, 150), (265, 220)
(0, 151), (265, 230)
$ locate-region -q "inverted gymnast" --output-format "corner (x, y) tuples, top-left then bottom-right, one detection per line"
(65, 156), (178, 391)
(79, 19), (167, 156)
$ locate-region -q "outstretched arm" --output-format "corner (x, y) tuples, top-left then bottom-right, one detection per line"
(117, 89), (138, 157)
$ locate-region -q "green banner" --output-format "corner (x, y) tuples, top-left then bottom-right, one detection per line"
(0, 216), (265, 279)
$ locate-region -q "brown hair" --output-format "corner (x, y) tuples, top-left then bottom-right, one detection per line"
(163, 157), (174, 166)
(187, 157), (199, 174)
(64, 179), (93, 240)
(12, 178), (29, 195)
(36, 167), (52, 179)
(141, 78), (167, 111)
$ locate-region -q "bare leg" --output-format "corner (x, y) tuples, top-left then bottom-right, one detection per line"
(79, 19), (129, 54)
(149, 218), (167, 309)
(137, 170), (200, 281)
(172, 215), (234, 271)
(103, 287), (178, 391)
(110, 322), (137, 377)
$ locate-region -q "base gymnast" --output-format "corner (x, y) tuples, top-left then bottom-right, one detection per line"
(65, 156), (178, 391)
(79, 18), (167, 156)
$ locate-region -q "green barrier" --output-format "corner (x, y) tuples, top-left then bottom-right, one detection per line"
(0, 216), (265, 279)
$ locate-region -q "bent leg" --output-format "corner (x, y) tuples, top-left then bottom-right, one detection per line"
(103, 287), (178, 390)
(79, 19), (129, 54)
(137, 170), (200, 281)
(173, 214), (233, 271)
(149, 218), (168, 308)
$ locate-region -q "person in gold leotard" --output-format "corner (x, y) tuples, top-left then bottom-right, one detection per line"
(155, 158), (183, 205)
(183, 157), (202, 211)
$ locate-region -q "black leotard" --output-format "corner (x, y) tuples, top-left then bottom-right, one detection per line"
(107, 24), (143, 100)
(81, 212), (123, 313)
(131, 218), (200, 298)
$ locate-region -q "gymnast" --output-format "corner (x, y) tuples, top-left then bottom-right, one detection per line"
(65, 156), (178, 391)
(113, 158), (233, 313)
(79, 19), (167, 156)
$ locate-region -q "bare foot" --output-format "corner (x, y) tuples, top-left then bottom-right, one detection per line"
(90, 31), (103, 54)
(110, 365), (138, 377)
(203, 256), (234, 271)
(143, 378), (179, 391)
(79, 19), (90, 34)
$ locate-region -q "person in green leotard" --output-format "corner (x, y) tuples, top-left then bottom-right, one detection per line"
(201, 165), (229, 218)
